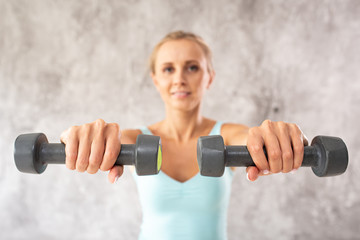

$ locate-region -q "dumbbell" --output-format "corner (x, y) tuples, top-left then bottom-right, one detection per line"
(14, 133), (162, 176)
(197, 135), (348, 177)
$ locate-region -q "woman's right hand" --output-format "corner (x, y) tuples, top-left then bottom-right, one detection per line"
(60, 119), (124, 183)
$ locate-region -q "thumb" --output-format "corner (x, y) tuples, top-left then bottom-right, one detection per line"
(108, 165), (124, 183)
(246, 166), (260, 182)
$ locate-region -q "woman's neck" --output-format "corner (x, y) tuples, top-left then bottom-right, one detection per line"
(162, 105), (206, 142)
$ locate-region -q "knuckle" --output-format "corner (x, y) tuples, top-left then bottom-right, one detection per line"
(106, 123), (121, 139)
(282, 168), (292, 173)
(248, 127), (258, 135)
(293, 143), (304, 153)
(99, 164), (109, 172)
(294, 162), (302, 169)
(65, 126), (79, 140)
(248, 128), (260, 140)
(290, 123), (302, 134)
(95, 119), (106, 135)
(277, 121), (285, 127)
(76, 166), (86, 172)
(67, 152), (77, 162)
(271, 167), (281, 174)
(278, 121), (288, 131)
(89, 155), (102, 166)
(262, 119), (272, 129)
(105, 149), (118, 161)
(80, 124), (92, 137)
(249, 144), (263, 154)
(69, 125), (79, 133)
(95, 118), (106, 127)
(108, 122), (120, 131)
(76, 157), (88, 169)
(268, 149), (281, 160)
(87, 166), (99, 174)
(66, 162), (76, 170)
(65, 158), (76, 170)
(83, 123), (92, 131)
(282, 150), (293, 161)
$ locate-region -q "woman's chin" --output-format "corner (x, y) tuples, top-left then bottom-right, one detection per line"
(167, 100), (200, 112)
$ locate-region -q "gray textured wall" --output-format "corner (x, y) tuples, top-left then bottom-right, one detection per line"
(1, 0), (359, 239)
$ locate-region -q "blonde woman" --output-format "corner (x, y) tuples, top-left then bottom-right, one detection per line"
(60, 31), (308, 240)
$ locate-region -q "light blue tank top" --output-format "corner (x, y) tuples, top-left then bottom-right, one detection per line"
(133, 122), (234, 240)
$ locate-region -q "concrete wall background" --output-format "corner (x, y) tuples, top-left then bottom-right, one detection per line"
(1, 0), (359, 239)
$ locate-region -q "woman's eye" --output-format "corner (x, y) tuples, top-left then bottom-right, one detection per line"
(188, 65), (199, 72)
(163, 67), (174, 73)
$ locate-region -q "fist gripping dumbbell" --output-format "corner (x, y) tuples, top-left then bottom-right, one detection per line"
(14, 133), (162, 176)
(197, 135), (348, 177)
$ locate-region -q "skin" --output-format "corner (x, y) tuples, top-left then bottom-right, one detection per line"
(60, 39), (308, 183)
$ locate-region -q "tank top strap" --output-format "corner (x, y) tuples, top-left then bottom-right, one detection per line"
(139, 126), (153, 135)
(139, 121), (224, 136)
(209, 121), (223, 136)
(139, 122), (223, 136)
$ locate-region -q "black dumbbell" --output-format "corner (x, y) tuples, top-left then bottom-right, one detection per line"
(197, 135), (348, 177)
(14, 133), (162, 176)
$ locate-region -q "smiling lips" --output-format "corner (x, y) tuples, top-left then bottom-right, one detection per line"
(171, 91), (191, 98)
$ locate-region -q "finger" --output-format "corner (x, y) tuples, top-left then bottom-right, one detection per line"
(263, 131), (282, 174)
(108, 166), (124, 183)
(87, 121), (106, 174)
(290, 126), (305, 170)
(62, 128), (78, 170)
(246, 166), (260, 181)
(76, 134), (91, 172)
(277, 123), (293, 173)
(100, 125), (121, 171)
(247, 127), (270, 173)
(87, 133), (105, 174)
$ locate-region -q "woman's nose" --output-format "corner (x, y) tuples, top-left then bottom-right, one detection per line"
(172, 69), (186, 85)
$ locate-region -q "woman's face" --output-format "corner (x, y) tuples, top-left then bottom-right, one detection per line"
(151, 39), (214, 112)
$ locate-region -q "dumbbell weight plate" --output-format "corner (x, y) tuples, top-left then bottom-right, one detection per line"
(14, 133), (48, 174)
(197, 135), (225, 177)
(135, 134), (162, 175)
(311, 136), (348, 177)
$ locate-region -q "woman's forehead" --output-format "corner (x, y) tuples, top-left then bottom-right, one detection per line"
(156, 39), (206, 64)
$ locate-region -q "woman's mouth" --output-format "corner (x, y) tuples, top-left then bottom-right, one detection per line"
(171, 91), (191, 98)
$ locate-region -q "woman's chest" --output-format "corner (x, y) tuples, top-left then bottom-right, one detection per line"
(160, 140), (199, 182)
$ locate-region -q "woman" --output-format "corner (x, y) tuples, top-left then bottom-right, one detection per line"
(60, 31), (308, 240)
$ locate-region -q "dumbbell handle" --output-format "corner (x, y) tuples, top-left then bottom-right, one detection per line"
(225, 145), (319, 167)
(38, 143), (136, 166)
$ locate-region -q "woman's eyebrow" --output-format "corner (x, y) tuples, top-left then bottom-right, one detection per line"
(161, 60), (199, 66)
(185, 60), (200, 64)
(161, 62), (173, 66)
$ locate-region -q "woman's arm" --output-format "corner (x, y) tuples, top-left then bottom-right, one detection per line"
(121, 129), (142, 144)
(221, 122), (249, 146)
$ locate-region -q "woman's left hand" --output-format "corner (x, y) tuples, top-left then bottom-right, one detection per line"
(246, 120), (308, 181)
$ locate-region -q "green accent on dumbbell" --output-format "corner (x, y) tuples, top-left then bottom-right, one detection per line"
(157, 145), (162, 172)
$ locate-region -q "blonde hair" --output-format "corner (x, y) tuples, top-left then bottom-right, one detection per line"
(149, 31), (214, 74)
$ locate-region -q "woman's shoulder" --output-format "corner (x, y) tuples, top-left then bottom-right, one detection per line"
(221, 122), (249, 145)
